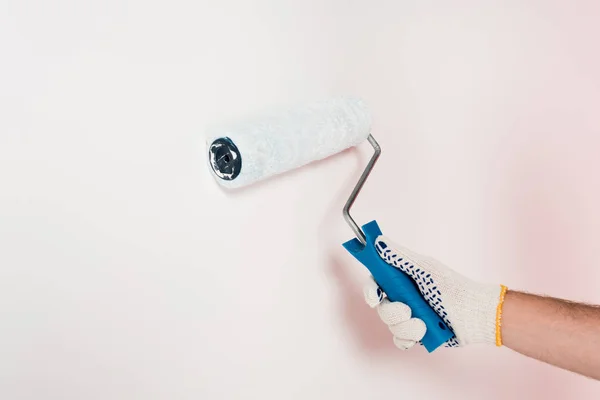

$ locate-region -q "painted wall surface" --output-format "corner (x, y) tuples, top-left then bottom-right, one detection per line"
(2, 2), (600, 399)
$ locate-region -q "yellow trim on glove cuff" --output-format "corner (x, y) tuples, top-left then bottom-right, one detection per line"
(495, 285), (508, 346)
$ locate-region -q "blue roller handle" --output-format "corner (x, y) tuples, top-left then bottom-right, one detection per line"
(342, 220), (454, 352)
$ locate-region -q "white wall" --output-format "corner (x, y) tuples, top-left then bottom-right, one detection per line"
(2, 1), (600, 399)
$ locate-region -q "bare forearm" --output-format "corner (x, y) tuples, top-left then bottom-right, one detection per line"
(502, 290), (600, 380)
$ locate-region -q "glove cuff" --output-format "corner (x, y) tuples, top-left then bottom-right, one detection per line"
(454, 282), (507, 346)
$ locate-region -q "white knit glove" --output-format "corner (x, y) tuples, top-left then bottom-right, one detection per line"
(364, 235), (506, 350)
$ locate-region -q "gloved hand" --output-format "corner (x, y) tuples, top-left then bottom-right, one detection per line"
(364, 235), (507, 350)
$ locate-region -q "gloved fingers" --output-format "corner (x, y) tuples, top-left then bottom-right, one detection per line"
(393, 337), (418, 350)
(377, 298), (412, 325)
(376, 235), (447, 274)
(363, 275), (385, 308)
(374, 235), (421, 267)
(444, 337), (461, 348)
(388, 317), (427, 342)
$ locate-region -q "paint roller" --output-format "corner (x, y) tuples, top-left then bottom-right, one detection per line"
(205, 97), (454, 352)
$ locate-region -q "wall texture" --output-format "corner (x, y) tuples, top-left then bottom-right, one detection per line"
(2, 1), (599, 399)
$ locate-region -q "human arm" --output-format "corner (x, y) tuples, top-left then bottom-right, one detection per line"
(366, 235), (600, 380)
(502, 290), (600, 380)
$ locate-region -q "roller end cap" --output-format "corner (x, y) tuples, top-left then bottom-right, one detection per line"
(208, 137), (242, 181)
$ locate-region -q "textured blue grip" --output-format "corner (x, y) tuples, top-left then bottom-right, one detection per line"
(342, 220), (454, 352)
